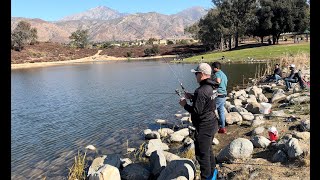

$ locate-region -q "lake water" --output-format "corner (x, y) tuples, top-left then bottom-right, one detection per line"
(11, 60), (266, 179)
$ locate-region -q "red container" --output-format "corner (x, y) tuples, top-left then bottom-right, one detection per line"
(268, 131), (278, 142)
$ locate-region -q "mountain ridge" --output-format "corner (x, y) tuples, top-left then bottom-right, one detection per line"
(11, 6), (208, 42)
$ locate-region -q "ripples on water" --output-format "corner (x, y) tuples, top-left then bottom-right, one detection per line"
(11, 61), (265, 179)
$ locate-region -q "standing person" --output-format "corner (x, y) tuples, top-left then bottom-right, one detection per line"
(179, 63), (219, 180)
(211, 62), (228, 134)
(265, 64), (282, 84)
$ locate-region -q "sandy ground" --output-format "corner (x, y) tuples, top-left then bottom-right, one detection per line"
(11, 50), (176, 70)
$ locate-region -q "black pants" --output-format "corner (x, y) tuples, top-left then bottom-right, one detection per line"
(194, 122), (217, 180)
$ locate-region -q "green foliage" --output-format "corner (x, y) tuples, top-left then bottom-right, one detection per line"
(147, 38), (157, 45)
(167, 40), (174, 45)
(144, 45), (159, 56)
(178, 39), (189, 45)
(126, 51), (133, 57)
(69, 29), (89, 48)
(11, 21), (38, 51)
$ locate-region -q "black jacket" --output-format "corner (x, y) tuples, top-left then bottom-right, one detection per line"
(184, 78), (218, 129)
(274, 68), (282, 77)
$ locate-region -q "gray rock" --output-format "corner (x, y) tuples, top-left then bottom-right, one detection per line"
(104, 154), (121, 169)
(145, 139), (169, 157)
(120, 158), (132, 168)
(252, 127), (265, 136)
(244, 101), (261, 114)
(87, 155), (107, 177)
(162, 151), (181, 162)
(300, 120), (310, 132)
(170, 133), (185, 142)
(286, 93), (301, 101)
(89, 164), (121, 180)
(217, 138), (254, 162)
(157, 159), (196, 180)
(233, 99), (243, 106)
(270, 110), (286, 117)
(240, 112), (255, 121)
(285, 138), (303, 158)
(145, 131), (161, 140)
(230, 106), (248, 113)
(121, 164), (150, 180)
(251, 119), (265, 127)
(290, 96), (310, 105)
(257, 93), (268, 103)
(143, 129), (152, 136)
(271, 92), (287, 103)
(158, 128), (174, 138)
(225, 112), (243, 125)
(183, 137), (194, 146)
(212, 138), (219, 145)
(150, 150), (167, 177)
(174, 128), (189, 137)
(250, 136), (271, 148)
(292, 131), (310, 140)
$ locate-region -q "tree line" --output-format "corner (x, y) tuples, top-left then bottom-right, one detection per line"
(185, 0), (309, 51)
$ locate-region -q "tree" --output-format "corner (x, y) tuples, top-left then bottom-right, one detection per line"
(69, 29), (89, 48)
(248, 0), (273, 43)
(213, 0), (257, 48)
(11, 21), (38, 51)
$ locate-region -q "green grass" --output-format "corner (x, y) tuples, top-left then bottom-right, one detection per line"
(183, 42), (310, 63)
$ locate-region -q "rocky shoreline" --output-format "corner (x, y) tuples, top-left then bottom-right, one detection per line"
(80, 68), (310, 180)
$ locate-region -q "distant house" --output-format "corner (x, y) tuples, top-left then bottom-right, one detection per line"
(159, 39), (167, 45)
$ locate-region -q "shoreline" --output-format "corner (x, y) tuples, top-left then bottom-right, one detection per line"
(11, 51), (176, 70)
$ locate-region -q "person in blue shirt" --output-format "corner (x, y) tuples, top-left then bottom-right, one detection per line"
(211, 61), (228, 134)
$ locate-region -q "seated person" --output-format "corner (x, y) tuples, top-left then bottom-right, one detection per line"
(284, 64), (305, 91)
(265, 64), (282, 84)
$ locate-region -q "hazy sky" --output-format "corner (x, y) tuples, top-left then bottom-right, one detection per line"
(11, 0), (214, 21)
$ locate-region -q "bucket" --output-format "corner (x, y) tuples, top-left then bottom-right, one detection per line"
(268, 127), (278, 142)
(260, 102), (272, 114)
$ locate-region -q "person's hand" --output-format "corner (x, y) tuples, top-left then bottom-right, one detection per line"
(184, 92), (192, 99)
(179, 97), (187, 107)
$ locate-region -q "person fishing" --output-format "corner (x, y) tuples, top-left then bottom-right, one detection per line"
(211, 61), (228, 134)
(179, 63), (219, 180)
(265, 64), (282, 84)
(284, 64), (305, 91)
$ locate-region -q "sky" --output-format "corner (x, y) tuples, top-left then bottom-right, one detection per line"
(11, 0), (214, 21)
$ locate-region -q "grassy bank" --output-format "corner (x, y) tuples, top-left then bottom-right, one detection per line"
(184, 42), (310, 63)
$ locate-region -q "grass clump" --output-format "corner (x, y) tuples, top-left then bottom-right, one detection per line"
(67, 151), (87, 180)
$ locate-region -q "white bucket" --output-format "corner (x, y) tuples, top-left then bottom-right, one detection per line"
(260, 102), (272, 114)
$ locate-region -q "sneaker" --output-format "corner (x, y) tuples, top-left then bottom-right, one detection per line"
(218, 128), (227, 134)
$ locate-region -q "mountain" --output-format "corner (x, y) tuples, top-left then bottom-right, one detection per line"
(11, 6), (208, 43)
(59, 6), (128, 21)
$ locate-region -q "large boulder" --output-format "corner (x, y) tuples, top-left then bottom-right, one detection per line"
(157, 159), (196, 180)
(87, 155), (107, 177)
(145, 131), (161, 140)
(285, 138), (303, 159)
(286, 93), (301, 102)
(162, 151), (181, 162)
(292, 131), (310, 140)
(150, 150), (167, 177)
(251, 127), (265, 136)
(271, 90), (287, 103)
(257, 93), (268, 103)
(300, 120), (310, 132)
(158, 128), (174, 138)
(121, 164), (150, 180)
(217, 138), (254, 162)
(89, 164), (121, 180)
(225, 112), (243, 125)
(145, 139), (169, 157)
(239, 112), (255, 121)
(244, 101), (261, 114)
(250, 136), (271, 148)
(289, 96), (310, 105)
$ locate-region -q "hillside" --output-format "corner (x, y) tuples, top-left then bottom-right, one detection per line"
(11, 6), (207, 43)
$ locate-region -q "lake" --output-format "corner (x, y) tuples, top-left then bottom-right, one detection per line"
(11, 60), (266, 179)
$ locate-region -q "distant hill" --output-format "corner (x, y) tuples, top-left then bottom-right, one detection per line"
(11, 6), (208, 43)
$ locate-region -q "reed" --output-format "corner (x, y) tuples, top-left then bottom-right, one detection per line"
(67, 151), (87, 180)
